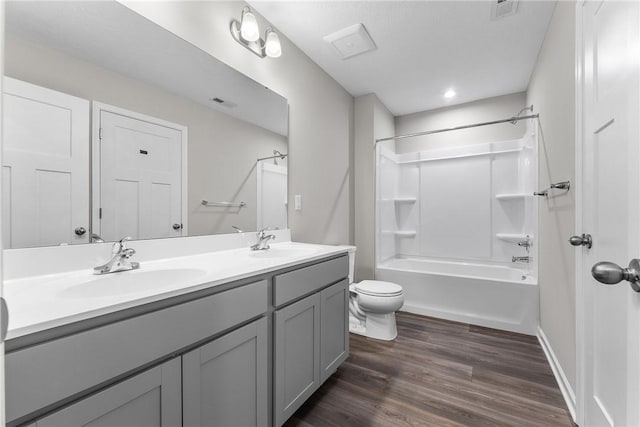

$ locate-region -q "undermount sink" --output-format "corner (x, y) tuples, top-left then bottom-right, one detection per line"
(59, 268), (208, 299)
(248, 245), (320, 259)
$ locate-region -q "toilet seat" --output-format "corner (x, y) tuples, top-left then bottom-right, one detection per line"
(354, 280), (403, 297)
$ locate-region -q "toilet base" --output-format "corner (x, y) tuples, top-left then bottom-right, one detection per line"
(348, 312), (398, 341)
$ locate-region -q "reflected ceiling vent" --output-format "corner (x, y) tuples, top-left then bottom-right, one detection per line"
(323, 23), (376, 60)
(210, 97), (237, 108)
(491, 0), (519, 20)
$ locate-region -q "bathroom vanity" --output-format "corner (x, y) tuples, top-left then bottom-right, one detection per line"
(3, 239), (350, 427)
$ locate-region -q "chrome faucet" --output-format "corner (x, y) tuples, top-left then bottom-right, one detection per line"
(512, 256), (531, 264)
(517, 237), (532, 254)
(94, 236), (140, 275)
(251, 228), (276, 251)
(91, 233), (105, 243)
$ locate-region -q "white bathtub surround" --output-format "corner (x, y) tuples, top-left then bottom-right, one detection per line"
(377, 258), (538, 334)
(374, 122), (538, 334)
(3, 230), (353, 339)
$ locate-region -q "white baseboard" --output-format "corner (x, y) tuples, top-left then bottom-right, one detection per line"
(537, 327), (577, 423)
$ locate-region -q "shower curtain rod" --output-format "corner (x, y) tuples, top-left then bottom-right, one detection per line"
(256, 152), (288, 162)
(375, 113), (539, 143)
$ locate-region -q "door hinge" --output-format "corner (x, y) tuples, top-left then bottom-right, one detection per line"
(99, 127), (103, 140)
(99, 207), (102, 219)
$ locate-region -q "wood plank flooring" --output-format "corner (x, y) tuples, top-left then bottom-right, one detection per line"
(284, 312), (575, 427)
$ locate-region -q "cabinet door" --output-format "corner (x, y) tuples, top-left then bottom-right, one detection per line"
(36, 358), (181, 427)
(320, 279), (349, 383)
(183, 318), (268, 427)
(274, 293), (321, 427)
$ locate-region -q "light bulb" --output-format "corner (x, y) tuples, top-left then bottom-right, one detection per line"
(444, 89), (456, 99)
(265, 29), (282, 58)
(240, 8), (259, 42)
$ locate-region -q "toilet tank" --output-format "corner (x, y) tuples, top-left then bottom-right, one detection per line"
(347, 247), (356, 284)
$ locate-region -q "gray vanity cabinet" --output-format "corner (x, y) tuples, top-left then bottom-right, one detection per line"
(273, 255), (350, 426)
(182, 317), (268, 427)
(36, 357), (181, 427)
(274, 293), (322, 427)
(320, 279), (349, 383)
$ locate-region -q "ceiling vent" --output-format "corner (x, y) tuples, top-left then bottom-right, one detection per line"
(491, 0), (519, 20)
(323, 24), (376, 60)
(210, 97), (237, 108)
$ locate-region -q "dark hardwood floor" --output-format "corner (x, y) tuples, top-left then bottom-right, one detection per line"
(285, 312), (575, 427)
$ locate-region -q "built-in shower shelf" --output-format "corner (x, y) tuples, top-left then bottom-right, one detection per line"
(381, 230), (417, 237)
(496, 233), (533, 243)
(379, 197), (417, 204)
(393, 197), (417, 204)
(496, 193), (531, 201)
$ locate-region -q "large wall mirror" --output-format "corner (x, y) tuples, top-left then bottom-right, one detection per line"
(3, 1), (289, 249)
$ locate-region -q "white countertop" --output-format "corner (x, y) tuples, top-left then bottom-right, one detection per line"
(4, 241), (352, 340)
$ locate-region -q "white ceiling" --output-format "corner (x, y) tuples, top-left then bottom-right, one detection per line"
(251, 1), (556, 116)
(5, 1), (289, 136)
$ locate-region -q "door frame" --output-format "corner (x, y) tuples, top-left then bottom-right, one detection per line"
(574, 2), (585, 425)
(0, 2), (6, 424)
(91, 102), (188, 239)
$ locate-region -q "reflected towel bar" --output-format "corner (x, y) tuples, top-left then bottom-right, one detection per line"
(201, 200), (247, 208)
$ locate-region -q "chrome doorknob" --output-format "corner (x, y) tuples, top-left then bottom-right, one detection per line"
(591, 259), (640, 292)
(172, 223), (182, 231)
(569, 234), (592, 249)
(74, 226), (87, 236)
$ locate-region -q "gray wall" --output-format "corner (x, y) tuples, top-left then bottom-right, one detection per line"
(122, 1), (354, 246)
(395, 92), (527, 154)
(526, 2), (576, 391)
(5, 34), (287, 237)
(354, 94), (394, 281)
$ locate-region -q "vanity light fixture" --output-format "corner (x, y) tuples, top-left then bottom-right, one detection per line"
(230, 7), (282, 58)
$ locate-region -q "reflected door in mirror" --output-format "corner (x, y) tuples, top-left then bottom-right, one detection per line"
(2, 77), (89, 249)
(257, 162), (287, 230)
(95, 106), (187, 241)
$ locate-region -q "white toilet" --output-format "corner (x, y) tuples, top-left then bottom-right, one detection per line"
(347, 248), (404, 341)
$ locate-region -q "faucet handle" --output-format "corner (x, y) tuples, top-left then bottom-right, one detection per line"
(112, 236), (133, 254)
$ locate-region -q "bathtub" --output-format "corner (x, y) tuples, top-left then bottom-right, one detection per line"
(376, 257), (538, 335)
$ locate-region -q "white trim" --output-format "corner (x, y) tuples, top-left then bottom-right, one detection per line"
(537, 327), (577, 423)
(91, 101), (189, 238)
(574, 3), (586, 426)
(0, 3), (6, 424)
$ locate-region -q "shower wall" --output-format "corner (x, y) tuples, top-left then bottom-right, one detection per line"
(377, 129), (537, 267)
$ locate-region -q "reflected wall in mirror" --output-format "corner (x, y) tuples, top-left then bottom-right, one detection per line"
(3, 1), (288, 249)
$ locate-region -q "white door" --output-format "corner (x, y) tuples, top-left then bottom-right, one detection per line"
(257, 162), (287, 230)
(580, 1), (640, 425)
(2, 77), (89, 248)
(96, 106), (186, 241)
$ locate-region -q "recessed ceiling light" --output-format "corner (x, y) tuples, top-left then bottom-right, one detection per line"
(444, 89), (456, 99)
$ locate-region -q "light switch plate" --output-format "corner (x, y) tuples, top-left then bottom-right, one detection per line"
(294, 195), (302, 211)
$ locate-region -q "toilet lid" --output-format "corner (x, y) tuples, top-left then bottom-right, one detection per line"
(354, 280), (403, 297)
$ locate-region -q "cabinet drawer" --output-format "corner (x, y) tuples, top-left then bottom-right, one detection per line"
(273, 255), (348, 307)
(6, 280), (267, 424)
